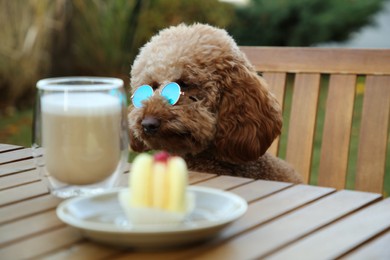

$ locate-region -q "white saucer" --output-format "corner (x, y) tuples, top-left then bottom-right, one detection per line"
(56, 186), (247, 249)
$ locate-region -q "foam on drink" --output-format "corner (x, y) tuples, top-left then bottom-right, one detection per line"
(42, 93), (122, 185)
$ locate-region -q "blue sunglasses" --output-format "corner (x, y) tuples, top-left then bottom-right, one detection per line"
(131, 82), (183, 108)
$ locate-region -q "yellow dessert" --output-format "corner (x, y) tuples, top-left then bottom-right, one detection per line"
(129, 151), (188, 212)
(119, 151), (192, 225)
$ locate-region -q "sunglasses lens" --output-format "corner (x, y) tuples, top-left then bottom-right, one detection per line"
(161, 82), (181, 105)
(132, 85), (153, 108)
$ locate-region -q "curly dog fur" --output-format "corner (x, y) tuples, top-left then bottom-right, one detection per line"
(128, 23), (302, 183)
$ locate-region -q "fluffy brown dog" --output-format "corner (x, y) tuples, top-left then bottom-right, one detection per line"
(128, 23), (302, 183)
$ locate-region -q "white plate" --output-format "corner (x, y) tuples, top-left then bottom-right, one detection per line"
(56, 186), (247, 249)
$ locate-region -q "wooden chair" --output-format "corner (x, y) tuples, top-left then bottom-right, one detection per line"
(240, 47), (390, 195)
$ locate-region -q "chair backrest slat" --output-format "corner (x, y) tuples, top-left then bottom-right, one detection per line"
(262, 72), (287, 156)
(285, 73), (321, 183)
(242, 47), (390, 74)
(355, 75), (390, 193)
(241, 47), (390, 195)
(318, 74), (356, 189)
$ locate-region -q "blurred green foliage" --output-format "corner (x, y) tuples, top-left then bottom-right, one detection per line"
(52, 0), (234, 90)
(0, 0), (54, 112)
(65, 0), (137, 77)
(229, 0), (387, 46)
(130, 0), (233, 62)
(0, 109), (33, 146)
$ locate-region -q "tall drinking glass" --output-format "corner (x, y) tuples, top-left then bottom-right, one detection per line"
(32, 77), (129, 198)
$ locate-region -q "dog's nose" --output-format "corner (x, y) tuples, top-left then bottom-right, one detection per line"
(141, 116), (161, 134)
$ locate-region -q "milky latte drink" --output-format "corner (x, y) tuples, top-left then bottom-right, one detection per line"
(33, 77), (128, 198)
(41, 93), (121, 185)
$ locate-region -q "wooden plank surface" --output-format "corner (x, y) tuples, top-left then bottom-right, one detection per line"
(194, 190), (381, 260)
(0, 194), (62, 224)
(188, 171), (217, 183)
(0, 158), (36, 176)
(0, 181), (49, 206)
(229, 179), (291, 202)
(0, 148), (33, 164)
(0, 171), (387, 260)
(343, 229), (390, 259)
(262, 72), (287, 110)
(0, 169), (40, 190)
(355, 75), (390, 193)
(41, 242), (121, 260)
(268, 197), (390, 260)
(0, 144), (22, 152)
(241, 47), (390, 74)
(0, 210), (63, 247)
(263, 72), (287, 156)
(318, 74), (356, 189)
(285, 73), (321, 182)
(192, 175), (253, 190)
(0, 142), (389, 259)
(0, 226), (82, 259)
(217, 185), (334, 240)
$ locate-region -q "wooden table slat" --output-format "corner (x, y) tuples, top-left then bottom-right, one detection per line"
(220, 184), (335, 240)
(0, 158), (36, 176)
(267, 197), (390, 260)
(196, 190), (381, 260)
(0, 226), (82, 259)
(0, 144), (22, 153)
(0, 148), (33, 165)
(192, 175), (253, 190)
(0, 181), (49, 206)
(0, 210), (63, 247)
(188, 171), (217, 183)
(229, 179), (292, 202)
(343, 229), (390, 259)
(0, 194), (62, 224)
(41, 242), (121, 260)
(0, 169), (40, 190)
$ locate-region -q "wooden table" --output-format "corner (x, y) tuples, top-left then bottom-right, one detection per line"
(1, 144), (390, 259)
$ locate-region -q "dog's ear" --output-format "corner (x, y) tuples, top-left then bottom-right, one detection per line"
(214, 65), (282, 163)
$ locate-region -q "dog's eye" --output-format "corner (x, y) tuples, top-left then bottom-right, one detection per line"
(177, 80), (190, 90)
